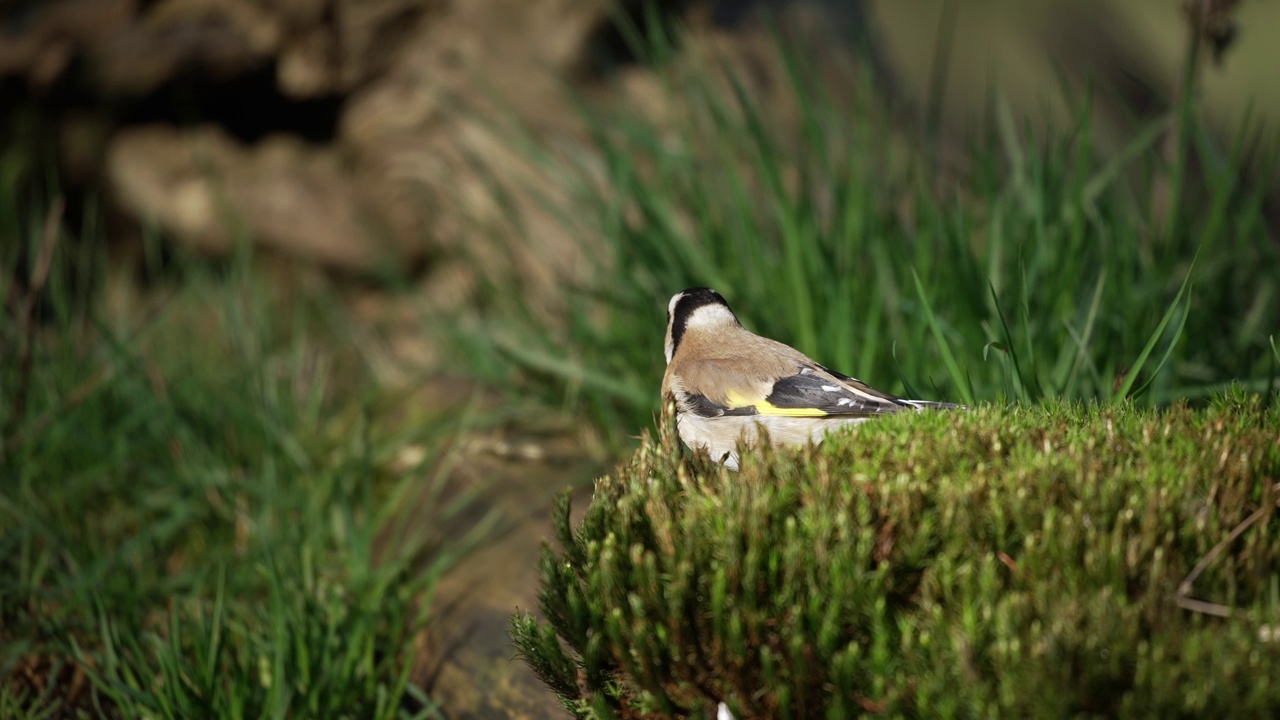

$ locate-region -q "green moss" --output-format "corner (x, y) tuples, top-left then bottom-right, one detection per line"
(513, 395), (1280, 718)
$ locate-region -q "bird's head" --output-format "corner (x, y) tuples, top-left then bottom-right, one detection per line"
(664, 287), (740, 364)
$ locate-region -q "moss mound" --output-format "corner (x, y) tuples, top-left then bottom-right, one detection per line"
(512, 395), (1280, 718)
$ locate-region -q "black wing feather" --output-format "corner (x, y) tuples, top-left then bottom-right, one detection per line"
(686, 393), (759, 418)
(765, 368), (909, 416)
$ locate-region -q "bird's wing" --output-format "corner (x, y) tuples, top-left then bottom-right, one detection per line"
(753, 364), (910, 416)
(675, 357), (910, 418)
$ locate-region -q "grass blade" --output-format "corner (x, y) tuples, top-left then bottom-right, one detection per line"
(912, 269), (972, 404)
(988, 282), (1030, 401)
(1111, 257), (1197, 402)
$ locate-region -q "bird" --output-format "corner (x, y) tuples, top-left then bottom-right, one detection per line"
(661, 287), (961, 469)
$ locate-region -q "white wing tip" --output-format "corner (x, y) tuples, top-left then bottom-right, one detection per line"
(902, 399), (966, 411)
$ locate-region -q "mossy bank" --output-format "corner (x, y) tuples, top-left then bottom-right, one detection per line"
(513, 394), (1280, 718)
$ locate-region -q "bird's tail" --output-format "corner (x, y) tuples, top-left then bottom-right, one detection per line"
(902, 399), (965, 411)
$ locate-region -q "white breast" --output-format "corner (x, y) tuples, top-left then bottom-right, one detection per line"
(675, 414), (871, 470)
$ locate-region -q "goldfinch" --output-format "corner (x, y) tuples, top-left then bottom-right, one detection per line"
(662, 287), (960, 469)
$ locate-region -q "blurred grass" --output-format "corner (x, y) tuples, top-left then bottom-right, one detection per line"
(454, 19), (1280, 443)
(514, 392), (1280, 717)
(875, 0), (1280, 154)
(0, 215), (487, 717)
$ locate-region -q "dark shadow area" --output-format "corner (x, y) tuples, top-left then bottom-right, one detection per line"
(578, 0), (696, 78)
(116, 61), (345, 144)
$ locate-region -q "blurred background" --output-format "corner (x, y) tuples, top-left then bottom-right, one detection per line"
(3, 0), (1277, 283)
(3, 1), (1278, 718)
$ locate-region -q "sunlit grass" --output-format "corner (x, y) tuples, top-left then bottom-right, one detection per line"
(455, 25), (1280, 443)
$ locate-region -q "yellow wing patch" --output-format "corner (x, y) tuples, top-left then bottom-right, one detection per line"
(724, 390), (829, 417)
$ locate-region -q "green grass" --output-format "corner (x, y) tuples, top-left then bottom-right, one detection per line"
(0, 227), (485, 717)
(457, 26), (1280, 442)
(513, 393), (1280, 718)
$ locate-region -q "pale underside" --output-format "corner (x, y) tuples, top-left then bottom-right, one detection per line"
(675, 412), (872, 470)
